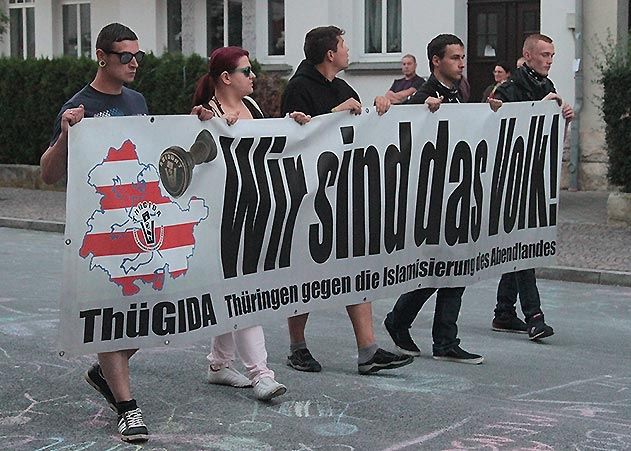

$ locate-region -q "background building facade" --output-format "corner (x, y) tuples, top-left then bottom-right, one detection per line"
(0, 0), (629, 190)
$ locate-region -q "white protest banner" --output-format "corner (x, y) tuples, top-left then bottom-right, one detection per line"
(59, 101), (562, 355)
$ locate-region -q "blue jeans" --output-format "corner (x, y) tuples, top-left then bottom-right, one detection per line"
(389, 287), (464, 353)
(495, 269), (543, 322)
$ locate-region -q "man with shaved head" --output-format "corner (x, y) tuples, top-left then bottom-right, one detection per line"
(488, 34), (574, 341)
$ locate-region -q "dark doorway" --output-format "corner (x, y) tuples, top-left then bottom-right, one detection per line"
(467, 0), (540, 102)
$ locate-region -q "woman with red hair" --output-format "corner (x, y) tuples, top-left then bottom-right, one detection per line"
(193, 46), (310, 124)
(193, 46), (309, 401)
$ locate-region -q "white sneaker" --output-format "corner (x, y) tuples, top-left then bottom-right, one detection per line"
(253, 377), (287, 401)
(207, 366), (252, 387)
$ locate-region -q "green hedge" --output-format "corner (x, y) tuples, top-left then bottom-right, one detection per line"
(599, 35), (631, 192)
(0, 54), (284, 165)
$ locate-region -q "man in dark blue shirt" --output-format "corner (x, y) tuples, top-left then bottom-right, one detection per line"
(385, 54), (425, 104)
(41, 23), (210, 443)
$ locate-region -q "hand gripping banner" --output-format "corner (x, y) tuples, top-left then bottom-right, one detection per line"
(59, 101), (562, 355)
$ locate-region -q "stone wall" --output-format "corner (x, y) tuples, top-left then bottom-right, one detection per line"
(0, 164), (65, 191)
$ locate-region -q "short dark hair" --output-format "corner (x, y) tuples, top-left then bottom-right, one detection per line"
(96, 23), (138, 53)
(303, 26), (345, 65)
(495, 61), (512, 74)
(427, 34), (464, 73)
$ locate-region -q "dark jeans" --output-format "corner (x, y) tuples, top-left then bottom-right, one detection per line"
(390, 287), (464, 353)
(495, 269), (543, 322)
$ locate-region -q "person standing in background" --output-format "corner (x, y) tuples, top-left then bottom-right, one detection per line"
(384, 54), (425, 104)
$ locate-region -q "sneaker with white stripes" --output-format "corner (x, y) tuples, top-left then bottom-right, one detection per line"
(117, 407), (149, 443)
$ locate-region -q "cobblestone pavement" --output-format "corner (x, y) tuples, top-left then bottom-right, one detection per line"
(1, 187), (630, 273)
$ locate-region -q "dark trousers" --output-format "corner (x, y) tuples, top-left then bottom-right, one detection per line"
(495, 269), (543, 322)
(390, 287), (464, 353)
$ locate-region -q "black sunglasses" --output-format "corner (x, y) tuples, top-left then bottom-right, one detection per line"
(107, 50), (145, 64)
(231, 66), (253, 77)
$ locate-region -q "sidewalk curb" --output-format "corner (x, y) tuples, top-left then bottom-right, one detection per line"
(0, 217), (65, 233)
(536, 266), (631, 288)
(2, 216), (630, 288)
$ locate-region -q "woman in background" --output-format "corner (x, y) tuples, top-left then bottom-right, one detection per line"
(481, 62), (511, 102)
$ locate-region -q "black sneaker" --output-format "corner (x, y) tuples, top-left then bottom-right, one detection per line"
(84, 363), (117, 412)
(287, 348), (322, 372)
(358, 348), (414, 374)
(433, 346), (484, 364)
(384, 314), (421, 356)
(527, 313), (554, 340)
(117, 407), (149, 443)
(492, 315), (528, 334)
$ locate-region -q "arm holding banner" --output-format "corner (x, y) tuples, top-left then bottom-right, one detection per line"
(424, 96), (443, 113)
(373, 95), (391, 115)
(190, 105), (214, 121)
(287, 111), (312, 124)
(41, 104), (85, 185)
(331, 97), (362, 115)
(543, 93), (574, 122)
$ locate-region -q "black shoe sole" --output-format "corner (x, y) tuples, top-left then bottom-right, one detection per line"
(286, 359), (322, 372)
(395, 345), (422, 357)
(529, 330), (554, 341)
(84, 371), (118, 412)
(358, 356), (414, 375)
(432, 355), (484, 365)
(492, 326), (528, 334)
(120, 434), (149, 443)
(383, 320), (422, 357)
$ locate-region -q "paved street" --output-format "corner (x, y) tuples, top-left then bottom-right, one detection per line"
(1, 227), (630, 450)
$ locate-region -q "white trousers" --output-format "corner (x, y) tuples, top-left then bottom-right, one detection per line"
(207, 325), (274, 383)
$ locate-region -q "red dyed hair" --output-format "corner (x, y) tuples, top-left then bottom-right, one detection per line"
(192, 46), (250, 107)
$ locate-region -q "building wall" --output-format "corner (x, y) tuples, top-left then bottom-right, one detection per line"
(2, 0), (629, 191)
(250, 0), (465, 105)
(576, 0), (628, 190)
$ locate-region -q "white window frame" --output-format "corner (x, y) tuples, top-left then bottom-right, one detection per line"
(266, 0), (284, 57)
(166, 0), (182, 53)
(361, 0), (402, 59)
(61, 0), (91, 57)
(206, 0), (242, 51)
(8, 0), (35, 59)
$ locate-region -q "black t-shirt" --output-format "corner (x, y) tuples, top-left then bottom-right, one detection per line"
(281, 59), (360, 117)
(50, 84), (148, 146)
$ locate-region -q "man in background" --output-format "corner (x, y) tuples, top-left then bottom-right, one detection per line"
(384, 54), (425, 104)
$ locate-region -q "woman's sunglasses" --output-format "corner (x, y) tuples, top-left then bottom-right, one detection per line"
(232, 66), (253, 77)
(107, 50), (146, 64)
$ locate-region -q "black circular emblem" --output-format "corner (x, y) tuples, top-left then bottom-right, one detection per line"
(159, 146), (191, 198)
(158, 131), (218, 198)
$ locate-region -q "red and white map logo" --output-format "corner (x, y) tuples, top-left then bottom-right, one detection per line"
(79, 140), (208, 296)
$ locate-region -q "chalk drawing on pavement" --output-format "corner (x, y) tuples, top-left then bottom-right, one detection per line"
(228, 401), (272, 434)
(363, 371), (474, 395)
(0, 393), (68, 427)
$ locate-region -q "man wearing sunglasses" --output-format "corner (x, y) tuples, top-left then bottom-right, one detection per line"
(41, 22), (211, 444)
